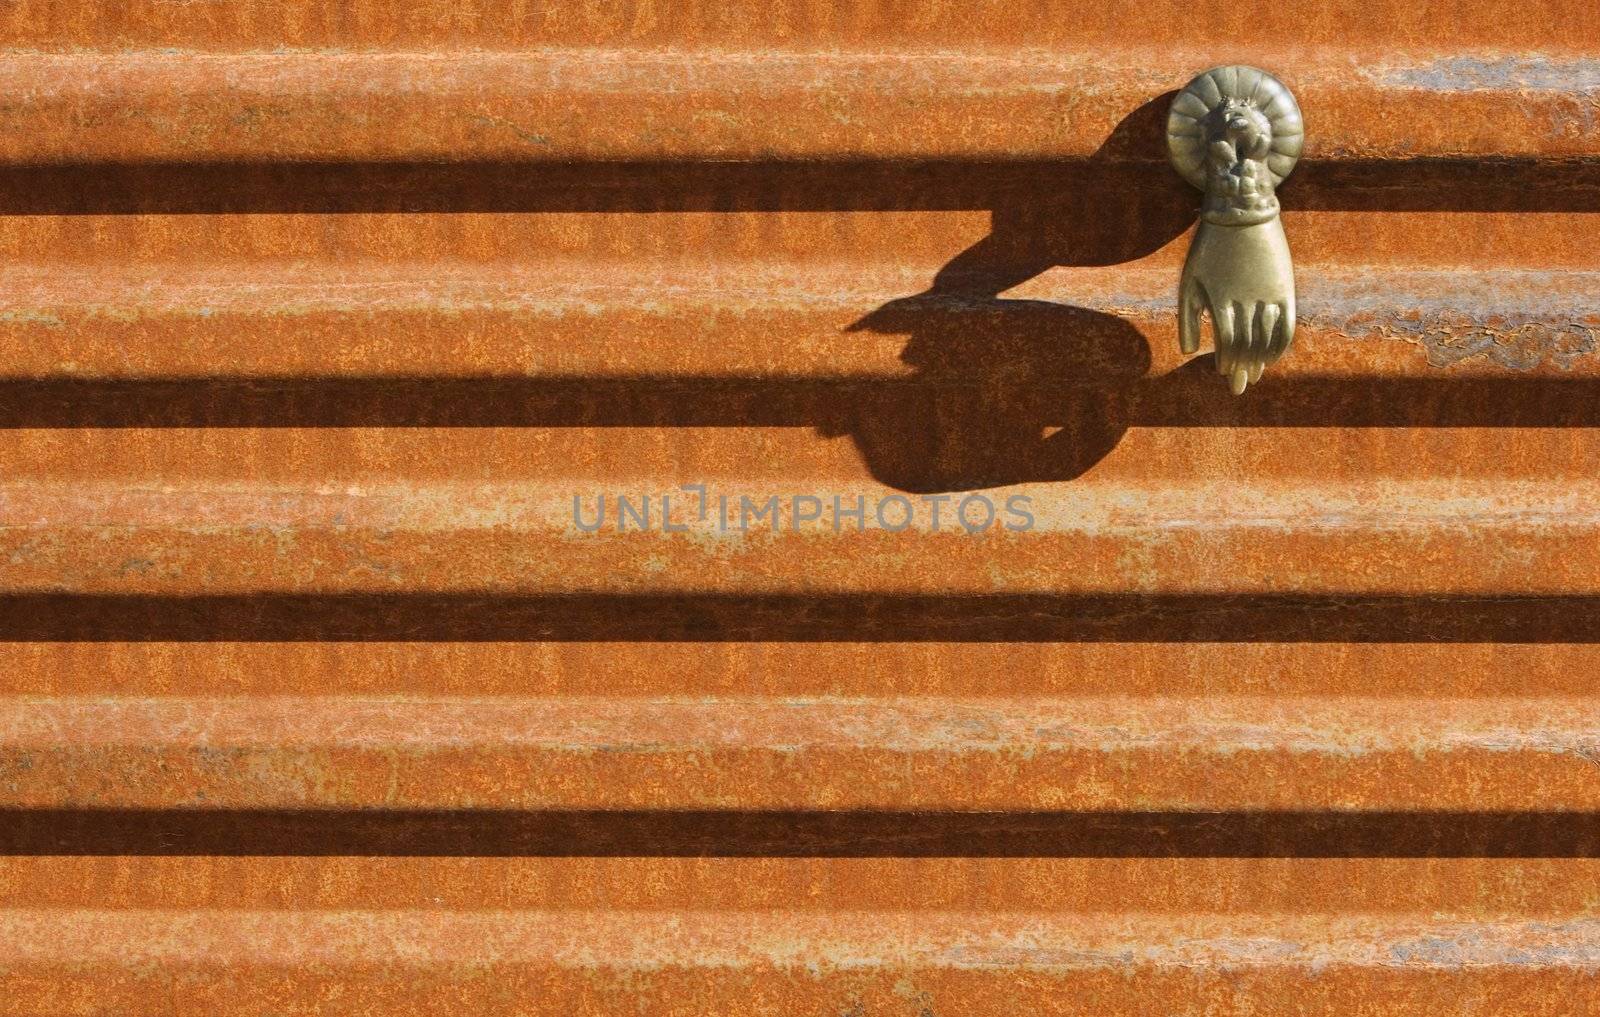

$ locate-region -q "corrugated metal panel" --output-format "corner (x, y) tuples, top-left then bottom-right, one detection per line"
(3, 2), (1600, 1012)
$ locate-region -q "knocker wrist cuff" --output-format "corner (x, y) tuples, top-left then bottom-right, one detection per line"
(1200, 195), (1281, 227)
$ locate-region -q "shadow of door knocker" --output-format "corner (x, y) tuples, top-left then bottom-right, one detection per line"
(1167, 65), (1304, 394)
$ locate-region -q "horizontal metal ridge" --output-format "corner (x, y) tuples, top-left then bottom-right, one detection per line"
(2, 857), (1596, 907)
(0, 49), (1596, 164)
(2, 910), (1596, 1013)
(0, 1), (1593, 50)
(3, 696), (1597, 810)
(2, 261), (1596, 382)
(8, 909), (1598, 968)
(6, 643), (1600, 698)
(0, 2), (1592, 49)
(4, 474), (1600, 596)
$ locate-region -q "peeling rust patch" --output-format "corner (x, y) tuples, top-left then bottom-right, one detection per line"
(1325, 313), (1600, 371)
(1373, 55), (1600, 93)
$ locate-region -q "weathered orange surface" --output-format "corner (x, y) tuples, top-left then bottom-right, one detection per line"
(4, 910), (1600, 1014)
(4, 695), (1600, 810)
(0, 0), (1593, 49)
(3, 260), (1599, 380)
(2, 0), (1599, 1012)
(1, 49), (1598, 163)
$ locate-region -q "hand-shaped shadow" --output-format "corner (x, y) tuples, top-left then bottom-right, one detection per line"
(835, 296), (1149, 492)
(834, 93), (1194, 492)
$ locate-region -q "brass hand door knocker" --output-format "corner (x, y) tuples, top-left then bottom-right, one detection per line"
(1167, 66), (1303, 394)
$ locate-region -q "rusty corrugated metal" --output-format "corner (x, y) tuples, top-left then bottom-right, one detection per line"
(3, 1), (1600, 1013)
(0, 49), (1596, 163)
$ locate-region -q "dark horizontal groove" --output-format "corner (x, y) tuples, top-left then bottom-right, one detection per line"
(5, 809), (1599, 857)
(7, 373), (1600, 431)
(0, 157), (1596, 214)
(3, 594), (1597, 642)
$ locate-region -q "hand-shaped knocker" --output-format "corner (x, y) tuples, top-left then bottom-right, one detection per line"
(1167, 66), (1304, 394)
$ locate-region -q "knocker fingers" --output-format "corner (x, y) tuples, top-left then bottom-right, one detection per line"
(1178, 276), (1205, 355)
(1230, 301), (1254, 395)
(1190, 288), (1294, 395)
(1209, 299), (1236, 389)
(1257, 302), (1282, 382)
(1246, 302), (1268, 387)
(1216, 299), (1295, 394)
(1266, 300), (1295, 364)
(1207, 298), (1256, 396)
